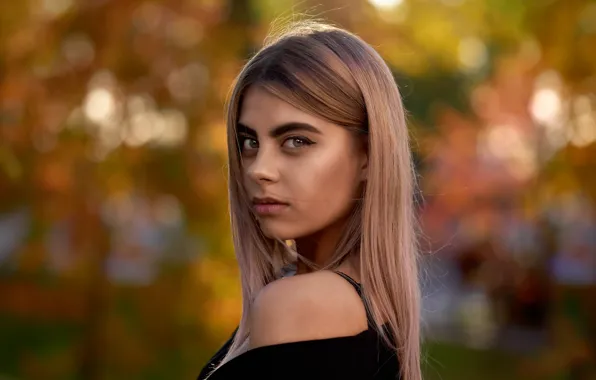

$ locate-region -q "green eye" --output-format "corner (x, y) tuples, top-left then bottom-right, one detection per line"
(283, 137), (312, 148)
(242, 138), (258, 150)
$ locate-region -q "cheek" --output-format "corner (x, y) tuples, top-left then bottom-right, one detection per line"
(291, 147), (361, 218)
(258, 151), (360, 240)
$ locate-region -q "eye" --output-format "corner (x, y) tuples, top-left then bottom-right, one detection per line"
(283, 136), (313, 149)
(241, 137), (259, 151)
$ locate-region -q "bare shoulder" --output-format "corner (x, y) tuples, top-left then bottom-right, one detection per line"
(249, 270), (368, 349)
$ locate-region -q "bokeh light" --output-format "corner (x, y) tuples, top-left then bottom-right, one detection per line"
(368, 0), (404, 10)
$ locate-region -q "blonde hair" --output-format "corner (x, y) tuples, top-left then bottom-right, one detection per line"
(217, 21), (421, 380)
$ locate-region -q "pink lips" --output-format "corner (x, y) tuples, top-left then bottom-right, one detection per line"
(252, 197), (289, 216)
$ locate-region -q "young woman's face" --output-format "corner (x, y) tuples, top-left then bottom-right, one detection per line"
(238, 86), (367, 240)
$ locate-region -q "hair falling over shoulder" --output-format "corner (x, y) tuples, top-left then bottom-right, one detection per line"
(209, 20), (421, 380)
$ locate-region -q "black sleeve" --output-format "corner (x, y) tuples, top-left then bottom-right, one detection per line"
(205, 335), (386, 380)
(197, 327), (238, 380)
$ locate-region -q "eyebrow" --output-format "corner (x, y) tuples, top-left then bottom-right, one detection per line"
(236, 122), (322, 138)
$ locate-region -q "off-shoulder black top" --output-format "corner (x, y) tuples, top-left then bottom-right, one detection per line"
(197, 272), (400, 379)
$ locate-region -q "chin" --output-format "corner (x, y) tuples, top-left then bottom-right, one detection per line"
(258, 220), (307, 241)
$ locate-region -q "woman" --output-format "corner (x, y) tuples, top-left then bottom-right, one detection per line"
(198, 21), (421, 380)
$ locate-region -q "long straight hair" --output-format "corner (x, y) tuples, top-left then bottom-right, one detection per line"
(215, 21), (421, 380)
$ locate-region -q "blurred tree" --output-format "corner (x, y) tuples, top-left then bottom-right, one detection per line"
(0, 0), (249, 378)
(1, 0), (595, 378)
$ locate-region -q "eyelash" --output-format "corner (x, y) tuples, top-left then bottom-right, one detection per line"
(283, 136), (315, 148)
(239, 135), (315, 153)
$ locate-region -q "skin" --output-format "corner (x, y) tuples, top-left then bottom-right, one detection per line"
(237, 85), (370, 350)
(238, 85), (367, 277)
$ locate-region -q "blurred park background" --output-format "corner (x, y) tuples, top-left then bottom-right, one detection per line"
(1, 0), (595, 379)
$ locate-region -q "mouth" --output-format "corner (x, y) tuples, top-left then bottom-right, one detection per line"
(252, 197), (289, 216)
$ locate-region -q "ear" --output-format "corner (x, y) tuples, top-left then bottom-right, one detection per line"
(360, 155), (368, 181)
(359, 136), (368, 181)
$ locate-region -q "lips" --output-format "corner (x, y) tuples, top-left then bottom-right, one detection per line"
(252, 197), (289, 216)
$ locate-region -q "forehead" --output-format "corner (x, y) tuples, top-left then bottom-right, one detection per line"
(239, 86), (325, 131)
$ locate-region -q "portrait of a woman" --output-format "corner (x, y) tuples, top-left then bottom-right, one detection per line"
(198, 20), (421, 380)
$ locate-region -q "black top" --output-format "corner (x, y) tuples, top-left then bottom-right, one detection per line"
(197, 272), (400, 380)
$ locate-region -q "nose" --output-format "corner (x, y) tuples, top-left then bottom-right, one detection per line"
(245, 148), (279, 184)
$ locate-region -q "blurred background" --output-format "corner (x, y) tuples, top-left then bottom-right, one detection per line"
(1, 0), (595, 379)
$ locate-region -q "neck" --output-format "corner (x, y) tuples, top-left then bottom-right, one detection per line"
(294, 216), (354, 275)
